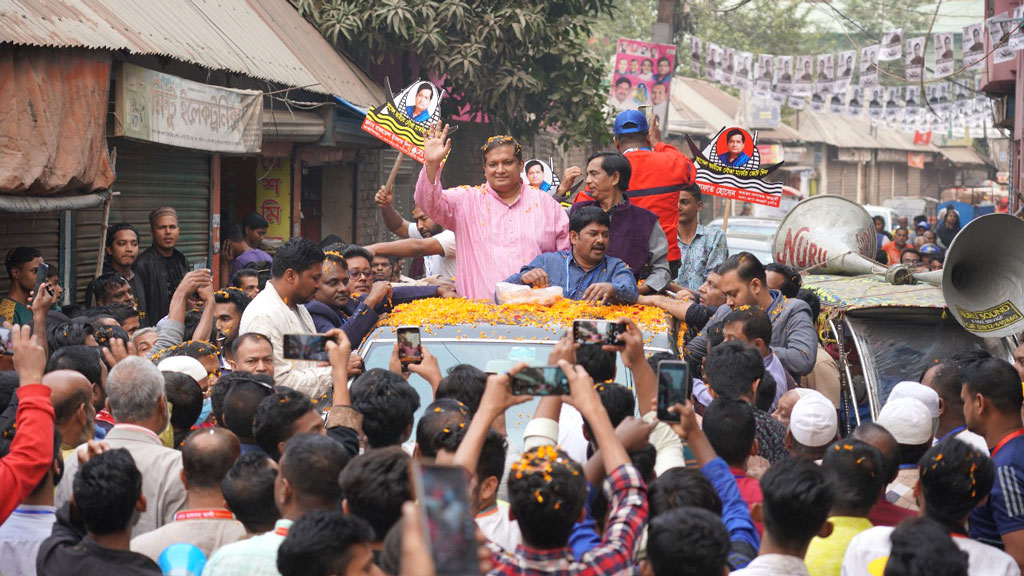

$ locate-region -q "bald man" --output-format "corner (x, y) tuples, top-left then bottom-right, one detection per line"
(43, 370), (95, 458)
(131, 428), (245, 561)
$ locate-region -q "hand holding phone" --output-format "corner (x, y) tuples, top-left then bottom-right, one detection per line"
(0, 327), (12, 355)
(33, 262), (49, 299)
(410, 462), (480, 576)
(397, 326), (423, 368)
(573, 319), (626, 346)
(192, 259), (208, 272)
(657, 360), (691, 422)
(510, 366), (570, 396)
(283, 333), (333, 361)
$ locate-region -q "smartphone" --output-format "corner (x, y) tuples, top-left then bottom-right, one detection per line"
(510, 366), (570, 396)
(33, 262), (49, 298)
(657, 360), (691, 422)
(410, 462), (480, 576)
(396, 326), (423, 368)
(192, 259), (208, 272)
(283, 333), (331, 361)
(0, 327), (11, 355)
(573, 319), (625, 346)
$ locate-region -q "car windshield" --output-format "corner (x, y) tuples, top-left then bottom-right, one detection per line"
(709, 219), (779, 238)
(361, 337), (645, 450)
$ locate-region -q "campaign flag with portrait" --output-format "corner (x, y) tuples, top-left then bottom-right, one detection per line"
(361, 79), (444, 163)
(989, 13), (1015, 64)
(859, 45), (880, 87)
(611, 38), (676, 129)
(686, 127), (784, 208)
(933, 32), (955, 77)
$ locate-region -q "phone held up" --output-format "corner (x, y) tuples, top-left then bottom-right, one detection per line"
(282, 333), (334, 362)
(0, 327), (12, 355)
(33, 261), (50, 300)
(410, 461), (480, 576)
(510, 365), (570, 396)
(572, 319), (625, 346)
(656, 360), (691, 422)
(396, 325), (423, 368)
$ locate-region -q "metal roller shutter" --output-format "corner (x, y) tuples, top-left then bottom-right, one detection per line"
(0, 212), (62, 295)
(74, 140), (211, 303)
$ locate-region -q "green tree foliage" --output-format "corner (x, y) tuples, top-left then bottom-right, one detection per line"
(292, 0), (616, 146)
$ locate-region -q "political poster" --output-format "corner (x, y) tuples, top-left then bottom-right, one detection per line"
(687, 127), (785, 208)
(755, 54), (774, 93)
(361, 79), (444, 163)
(963, 23), (986, 69)
(834, 50), (855, 94)
(775, 56), (794, 94)
(1012, 6), (1024, 51)
(816, 54), (834, 94)
(905, 37), (926, 81)
(847, 86), (864, 116)
(880, 29), (903, 61)
(989, 13), (1015, 64)
(610, 38), (675, 128)
(933, 32), (955, 77)
(706, 42), (723, 81)
(689, 36), (703, 76)
(859, 45), (880, 87)
(794, 55), (813, 95)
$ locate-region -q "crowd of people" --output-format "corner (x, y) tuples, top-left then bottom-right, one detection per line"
(875, 209), (960, 272)
(0, 109), (1019, 576)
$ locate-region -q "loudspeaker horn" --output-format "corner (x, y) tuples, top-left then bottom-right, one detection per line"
(935, 213), (1024, 338)
(772, 195), (913, 284)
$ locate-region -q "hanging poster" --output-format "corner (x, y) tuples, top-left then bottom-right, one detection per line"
(810, 89), (826, 111)
(859, 45), (880, 87)
(610, 38), (676, 123)
(788, 95), (806, 110)
(794, 55), (814, 95)
(775, 56), (794, 94)
(933, 32), (955, 77)
(1012, 6), (1024, 51)
(361, 79), (444, 163)
(706, 42), (723, 81)
(905, 85), (922, 108)
(867, 87), (884, 118)
(883, 87), (901, 117)
(905, 37), (926, 81)
(964, 23), (986, 69)
(816, 54), (834, 94)
(829, 90), (846, 114)
(687, 127), (785, 208)
(736, 51), (754, 89)
(989, 13), (1015, 64)
(689, 36), (703, 76)
(723, 47), (736, 86)
(756, 54), (774, 93)
(880, 29), (903, 61)
(835, 50), (855, 94)
(847, 86), (864, 116)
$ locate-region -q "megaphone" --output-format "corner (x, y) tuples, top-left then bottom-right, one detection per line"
(933, 213), (1024, 338)
(772, 195), (913, 284)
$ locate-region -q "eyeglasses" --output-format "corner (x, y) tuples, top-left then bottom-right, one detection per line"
(349, 270), (373, 278)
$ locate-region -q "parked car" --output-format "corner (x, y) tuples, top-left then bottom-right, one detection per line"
(708, 217), (780, 264)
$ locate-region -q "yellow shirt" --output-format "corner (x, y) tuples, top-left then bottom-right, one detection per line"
(805, 516), (874, 576)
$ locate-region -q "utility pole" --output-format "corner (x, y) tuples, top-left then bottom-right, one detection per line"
(652, 0), (676, 44)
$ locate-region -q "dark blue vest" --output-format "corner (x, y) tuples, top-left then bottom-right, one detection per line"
(571, 199), (658, 278)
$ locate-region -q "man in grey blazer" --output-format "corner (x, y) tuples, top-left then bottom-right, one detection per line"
(56, 357), (186, 538)
(685, 252), (818, 379)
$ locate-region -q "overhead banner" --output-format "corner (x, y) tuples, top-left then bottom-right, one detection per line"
(115, 63), (262, 153)
(361, 80), (444, 164)
(686, 127), (785, 208)
(610, 38), (676, 129)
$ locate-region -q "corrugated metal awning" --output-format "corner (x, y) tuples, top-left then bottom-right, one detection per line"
(938, 146), (989, 166)
(0, 0), (384, 107)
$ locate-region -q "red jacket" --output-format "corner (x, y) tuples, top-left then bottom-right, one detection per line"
(576, 142), (696, 261)
(0, 384), (54, 523)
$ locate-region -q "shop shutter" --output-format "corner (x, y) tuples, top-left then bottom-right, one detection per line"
(0, 211), (62, 295)
(74, 140), (211, 303)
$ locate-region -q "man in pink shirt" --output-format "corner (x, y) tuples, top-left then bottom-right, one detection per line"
(415, 124), (570, 300)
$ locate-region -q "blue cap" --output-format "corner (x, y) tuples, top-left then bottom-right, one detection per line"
(613, 110), (649, 136)
(920, 243), (941, 255)
(915, 221), (930, 230)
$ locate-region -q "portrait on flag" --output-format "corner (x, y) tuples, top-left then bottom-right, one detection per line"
(687, 126), (785, 208)
(361, 79), (445, 163)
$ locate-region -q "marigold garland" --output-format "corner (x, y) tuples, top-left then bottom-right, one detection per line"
(379, 298), (677, 338)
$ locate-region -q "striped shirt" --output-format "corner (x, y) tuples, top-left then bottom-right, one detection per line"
(970, 431), (1024, 547)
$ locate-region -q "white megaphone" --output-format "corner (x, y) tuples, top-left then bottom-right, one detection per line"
(771, 195), (913, 284)
(925, 213), (1024, 338)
